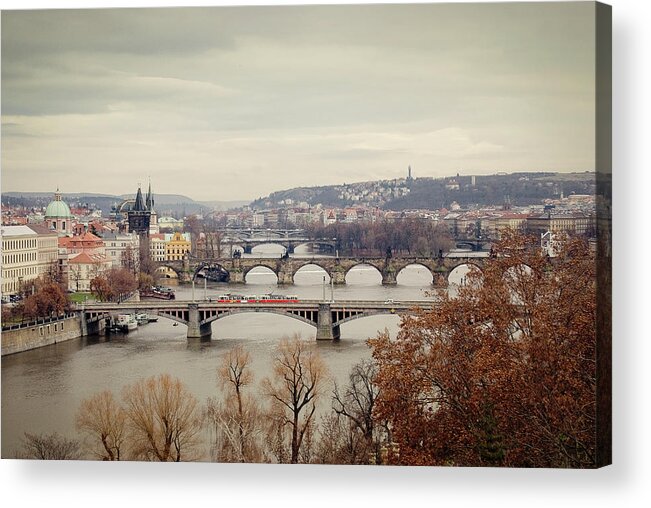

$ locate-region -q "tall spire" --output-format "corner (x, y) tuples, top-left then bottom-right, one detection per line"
(146, 179), (154, 211)
(134, 185), (146, 211)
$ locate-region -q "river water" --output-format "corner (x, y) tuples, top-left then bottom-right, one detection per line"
(1, 247), (473, 459)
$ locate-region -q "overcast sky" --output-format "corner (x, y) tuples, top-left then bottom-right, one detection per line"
(1, 2), (596, 201)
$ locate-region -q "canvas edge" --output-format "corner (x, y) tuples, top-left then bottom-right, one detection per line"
(595, 0), (612, 469)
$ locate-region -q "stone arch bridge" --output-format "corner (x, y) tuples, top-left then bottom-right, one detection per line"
(78, 300), (433, 341)
(158, 255), (489, 287)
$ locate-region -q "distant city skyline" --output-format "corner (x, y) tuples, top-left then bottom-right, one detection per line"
(2, 2), (597, 201)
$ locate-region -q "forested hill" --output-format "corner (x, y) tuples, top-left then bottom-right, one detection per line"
(251, 172), (596, 210)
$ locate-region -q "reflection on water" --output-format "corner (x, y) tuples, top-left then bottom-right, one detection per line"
(1, 260), (438, 458)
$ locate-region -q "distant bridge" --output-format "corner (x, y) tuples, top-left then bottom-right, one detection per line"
(157, 254), (490, 286)
(77, 300), (433, 340)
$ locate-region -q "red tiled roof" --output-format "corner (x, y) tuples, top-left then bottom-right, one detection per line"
(69, 252), (107, 264)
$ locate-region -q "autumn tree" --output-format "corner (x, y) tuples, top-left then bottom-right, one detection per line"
(90, 275), (113, 302)
(138, 272), (155, 292)
(44, 259), (63, 285)
(206, 345), (265, 462)
(16, 432), (81, 460)
(16, 278), (70, 320)
(76, 390), (127, 461)
(90, 267), (137, 302)
(370, 230), (597, 468)
(261, 336), (327, 464)
(122, 373), (203, 462)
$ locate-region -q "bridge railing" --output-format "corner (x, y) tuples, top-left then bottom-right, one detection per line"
(1, 312), (78, 332)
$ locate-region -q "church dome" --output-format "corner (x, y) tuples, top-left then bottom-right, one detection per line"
(45, 191), (72, 218)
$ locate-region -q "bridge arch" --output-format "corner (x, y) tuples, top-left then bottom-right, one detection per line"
(293, 262), (332, 284)
(344, 263), (383, 285)
(244, 265), (279, 284)
(193, 262), (230, 282)
(156, 265), (180, 279)
(242, 262), (279, 281)
(250, 243), (287, 255)
(395, 263), (435, 286)
(199, 307), (318, 328)
(332, 309), (402, 327)
(447, 262), (484, 287)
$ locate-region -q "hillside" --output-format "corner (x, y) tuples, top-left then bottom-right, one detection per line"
(251, 172), (596, 210)
(1, 192), (245, 217)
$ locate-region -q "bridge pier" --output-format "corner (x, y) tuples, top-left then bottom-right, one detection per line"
(277, 270), (294, 285)
(316, 303), (340, 341)
(81, 312), (89, 336)
(330, 268), (346, 285)
(433, 272), (449, 288)
(229, 270), (245, 284)
(187, 304), (212, 339)
(80, 312), (107, 336)
(381, 269), (397, 285)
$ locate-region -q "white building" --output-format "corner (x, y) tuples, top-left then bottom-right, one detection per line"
(67, 251), (113, 292)
(1, 225), (58, 295)
(157, 216), (184, 231)
(1, 225), (39, 295)
(149, 233), (167, 262)
(29, 224), (60, 279)
(102, 232), (140, 270)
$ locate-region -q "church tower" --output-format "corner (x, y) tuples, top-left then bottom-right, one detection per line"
(146, 181), (159, 234)
(127, 185), (151, 236)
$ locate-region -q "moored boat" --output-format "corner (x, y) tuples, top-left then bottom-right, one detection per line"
(115, 314), (138, 331)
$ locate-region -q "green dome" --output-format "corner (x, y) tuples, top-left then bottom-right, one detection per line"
(45, 192), (72, 218)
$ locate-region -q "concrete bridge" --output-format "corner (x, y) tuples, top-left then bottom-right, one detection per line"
(158, 254), (490, 286)
(77, 300), (433, 341)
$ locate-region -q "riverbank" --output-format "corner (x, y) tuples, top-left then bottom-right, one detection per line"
(1, 314), (83, 356)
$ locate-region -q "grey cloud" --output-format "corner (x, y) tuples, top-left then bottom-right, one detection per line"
(1, 3), (597, 200)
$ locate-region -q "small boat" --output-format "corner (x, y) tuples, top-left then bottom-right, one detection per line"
(172, 322), (179, 327)
(116, 314), (138, 331)
(135, 313), (149, 325)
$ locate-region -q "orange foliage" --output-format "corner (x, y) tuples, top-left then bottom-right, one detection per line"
(369, 230), (597, 467)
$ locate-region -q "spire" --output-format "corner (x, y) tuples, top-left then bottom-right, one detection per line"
(134, 185), (146, 211)
(146, 179), (154, 211)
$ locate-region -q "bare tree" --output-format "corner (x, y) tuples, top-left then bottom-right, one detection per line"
(76, 390), (127, 461)
(69, 264), (83, 292)
(16, 432), (81, 460)
(122, 244), (137, 274)
(331, 359), (385, 463)
(261, 336), (327, 463)
(122, 374), (203, 462)
(206, 345), (265, 462)
(313, 413), (369, 465)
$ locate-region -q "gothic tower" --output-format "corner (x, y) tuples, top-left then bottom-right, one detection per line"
(127, 185), (151, 235)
